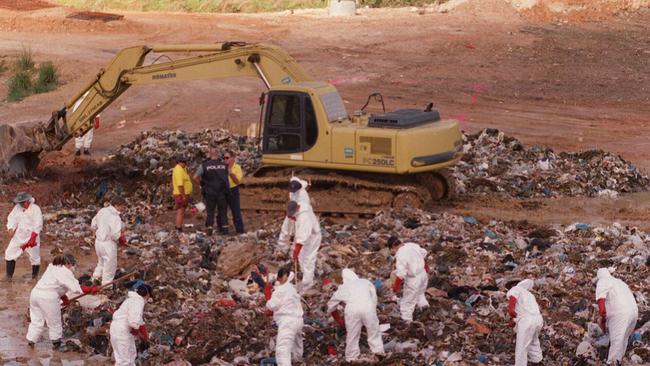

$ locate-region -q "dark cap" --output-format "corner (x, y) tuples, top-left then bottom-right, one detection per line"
(387, 235), (402, 248)
(175, 154), (187, 163)
(288, 180), (302, 193)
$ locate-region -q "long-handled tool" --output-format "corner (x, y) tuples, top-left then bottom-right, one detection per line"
(63, 267), (146, 308)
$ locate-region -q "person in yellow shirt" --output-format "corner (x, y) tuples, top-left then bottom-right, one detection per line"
(172, 155), (193, 232)
(224, 151), (245, 234)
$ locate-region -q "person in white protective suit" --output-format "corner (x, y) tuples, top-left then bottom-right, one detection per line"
(277, 200), (321, 292)
(91, 196), (127, 285)
(264, 267), (304, 366)
(110, 283), (152, 366)
(71, 89), (99, 156)
(26, 254), (99, 349)
(327, 268), (384, 362)
(388, 236), (430, 322)
(596, 268), (638, 365)
(507, 279), (544, 366)
(4, 192), (43, 281)
(288, 177), (312, 213)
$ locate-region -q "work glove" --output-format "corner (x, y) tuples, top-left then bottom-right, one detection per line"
(60, 295), (71, 307)
(393, 277), (403, 294)
(94, 115), (100, 129)
(264, 309), (273, 317)
(137, 325), (149, 342)
(264, 282), (273, 301)
(424, 263), (431, 274)
(331, 310), (345, 329)
(81, 285), (100, 295)
(118, 233), (127, 247)
(20, 232), (38, 251)
(507, 296), (517, 318)
(292, 244), (303, 261)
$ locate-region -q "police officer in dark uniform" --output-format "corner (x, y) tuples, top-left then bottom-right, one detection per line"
(193, 146), (230, 235)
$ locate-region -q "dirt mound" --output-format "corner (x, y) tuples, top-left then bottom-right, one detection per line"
(0, 0), (55, 11)
(510, 0), (650, 21)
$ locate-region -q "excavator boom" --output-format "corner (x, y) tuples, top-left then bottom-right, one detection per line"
(3, 42), (311, 174)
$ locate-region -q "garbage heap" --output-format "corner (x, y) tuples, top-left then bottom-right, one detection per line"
(47, 204), (650, 365)
(453, 128), (649, 198)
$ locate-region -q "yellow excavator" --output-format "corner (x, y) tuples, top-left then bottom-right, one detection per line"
(7, 42), (462, 214)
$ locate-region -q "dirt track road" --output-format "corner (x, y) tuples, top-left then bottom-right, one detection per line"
(0, 0), (649, 363)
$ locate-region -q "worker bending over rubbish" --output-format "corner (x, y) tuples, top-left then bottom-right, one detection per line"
(507, 279), (544, 366)
(26, 254), (99, 349)
(596, 268), (638, 364)
(264, 267), (304, 366)
(327, 268), (384, 362)
(91, 196), (127, 285)
(110, 282), (153, 366)
(4, 192), (43, 281)
(278, 200), (321, 292)
(388, 236), (429, 322)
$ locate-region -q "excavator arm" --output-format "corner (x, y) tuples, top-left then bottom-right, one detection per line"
(33, 42), (312, 152)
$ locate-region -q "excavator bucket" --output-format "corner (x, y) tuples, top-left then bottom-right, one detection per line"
(0, 124), (42, 176)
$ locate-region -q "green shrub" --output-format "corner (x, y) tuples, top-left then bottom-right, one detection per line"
(16, 48), (34, 71)
(34, 62), (59, 93)
(7, 71), (32, 101)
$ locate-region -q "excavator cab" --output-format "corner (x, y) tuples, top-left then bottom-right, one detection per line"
(262, 91), (318, 155)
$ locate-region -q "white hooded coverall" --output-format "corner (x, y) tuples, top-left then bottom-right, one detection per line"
(596, 268), (638, 364)
(5, 198), (42, 265)
(278, 210), (321, 291)
(394, 242), (429, 321)
(74, 129), (93, 150)
(72, 91), (94, 151)
(289, 177), (312, 213)
(26, 264), (82, 343)
(327, 269), (384, 361)
(507, 279), (544, 366)
(110, 291), (146, 366)
(91, 205), (123, 285)
(266, 274), (304, 366)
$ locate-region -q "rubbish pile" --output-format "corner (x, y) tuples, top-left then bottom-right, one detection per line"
(44, 202), (650, 365)
(112, 128), (260, 177)
(30, 127), (650, 365)
(453, 128), (649, 198)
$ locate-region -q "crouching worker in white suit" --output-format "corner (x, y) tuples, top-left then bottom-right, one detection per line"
(327, 268), (384, 362)
(110, 282), (153, 366)
(507, 279), (544, 366)
(26, 254), (99, 349)
(596, 268), (638, 365)
(5, 192), (43, 281)
(264, 267), (304, 366)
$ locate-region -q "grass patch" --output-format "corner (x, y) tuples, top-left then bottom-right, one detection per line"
(34, 62), (59, 94)
(7, 71), (32, 102)
(16, 48), (34, 71)
(4, 56), (60, 102)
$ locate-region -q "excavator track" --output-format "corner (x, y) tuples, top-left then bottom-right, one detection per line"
(239, 166), (455, 216)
